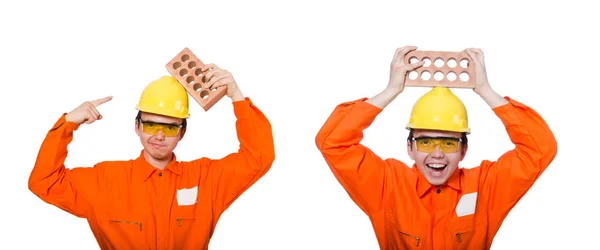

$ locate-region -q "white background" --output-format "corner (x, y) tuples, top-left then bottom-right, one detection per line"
(1, 0), (598, 249)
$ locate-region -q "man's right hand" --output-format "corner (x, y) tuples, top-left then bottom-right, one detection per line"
(366, 46), (425, 109)
(386, 46), (425, 94)
(65, 96), (113, 125)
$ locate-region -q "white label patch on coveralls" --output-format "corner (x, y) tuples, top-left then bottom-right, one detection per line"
(177, 186), (198, 206)
(456, 192), (477, 217)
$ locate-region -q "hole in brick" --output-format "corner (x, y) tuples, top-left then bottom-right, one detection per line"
(434, 71), (444, 81)
(181, 54), (190, 62)
(200, 90), (210, 99)
(192, 83), (202, 91)
(447, 71), (457, 81)
(408, 71), (418, 80)
(460, 59), (469, 68)
(420, 71), (431, 80)
(186, 76), (195, 84)
(423, 57), (431, 67)
(194, 68), (204, 78)
(173, 62), (182, 70)
(447, 58), (457, 68)
(409, 57), (419, 64)
(188, 61), (196, 69)
(434, 58), (444, 67)
(179, 69), (188, 77)
(460, 72), (470, 82)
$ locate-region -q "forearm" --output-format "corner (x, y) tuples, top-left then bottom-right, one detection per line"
(493, 97), (557, 168)
(227, 98), (275, 171)
(477, 86), (509, 109)
(230, 90), (245, 102)
(365, 87), (401, 109)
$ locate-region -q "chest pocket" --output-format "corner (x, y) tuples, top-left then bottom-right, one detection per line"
(449, 192), (478, 246)
(100, 212), (147, 249)
(389, 222), (424, 248)
(174, 204), (196, 232)
(94, 184), (148, 249)
(173, 186), (198, 237)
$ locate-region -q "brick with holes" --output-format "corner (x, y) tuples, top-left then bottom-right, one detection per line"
(403, 50), (476, 88)
(166, 47), (228, 111)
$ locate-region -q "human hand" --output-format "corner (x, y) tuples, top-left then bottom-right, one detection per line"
(464, 48), (492, 95)
(65, 96), (112, 124)
(200, 64), (244, 101)
(387, 46), (426, 94)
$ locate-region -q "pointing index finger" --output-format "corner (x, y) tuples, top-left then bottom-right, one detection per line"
(90, 96), (113, 106)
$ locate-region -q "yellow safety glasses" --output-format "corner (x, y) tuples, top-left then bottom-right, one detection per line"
(138, 119), (183, 137)
(412, 136), (462, 153)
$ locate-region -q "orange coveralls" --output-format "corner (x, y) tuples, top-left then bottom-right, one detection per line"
(315, 97), (557, 249)
(28, 98), (275, 250)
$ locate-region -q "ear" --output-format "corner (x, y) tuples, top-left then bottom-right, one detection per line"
(459, 144), (468, 161)
(135, 120), (141, 136)
(178, 128), (186, 141)
(407, 141), (415, 160)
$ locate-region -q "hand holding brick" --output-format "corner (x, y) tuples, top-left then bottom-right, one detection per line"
(166, 47), (228, 111)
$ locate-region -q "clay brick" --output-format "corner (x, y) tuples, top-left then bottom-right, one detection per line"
(403, 50), (476, 88)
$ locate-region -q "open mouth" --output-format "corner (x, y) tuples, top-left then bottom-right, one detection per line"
(426, 163), (447, 177)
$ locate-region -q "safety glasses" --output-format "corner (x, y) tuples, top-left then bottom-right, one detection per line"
(137, 119), (183, 137)
(411, 136), (462, 153)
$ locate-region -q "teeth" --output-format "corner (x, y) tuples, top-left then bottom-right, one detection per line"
(427, 164), (446, 169)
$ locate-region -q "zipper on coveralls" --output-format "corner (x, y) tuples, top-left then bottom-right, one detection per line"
(399, 231), (421, 246)
(110, 220), (143, 231)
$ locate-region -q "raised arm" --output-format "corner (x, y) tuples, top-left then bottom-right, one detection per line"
(482, 97), (557, 214)
(28, 97), (112, 218)
(315, 98), (393, 214)
(198, 64), (275, 214)
(315, 46), (424, 214)
(464, 48), (557, 234)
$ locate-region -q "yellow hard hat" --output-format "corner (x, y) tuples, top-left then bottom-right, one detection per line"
(135, 76), (190, 119)
(406, 86), (470, 134)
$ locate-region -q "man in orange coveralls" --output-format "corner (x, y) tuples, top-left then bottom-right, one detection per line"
(28, 64), (275, 249)
(315, 46), (557, 249)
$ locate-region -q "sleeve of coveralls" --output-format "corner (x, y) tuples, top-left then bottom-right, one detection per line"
(208, 97), (275, 214)
(315, 98), (395, 215)
(482, 97), (558, 227)
(28, 114), (101, 218)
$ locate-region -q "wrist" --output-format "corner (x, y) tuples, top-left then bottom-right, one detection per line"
(383, 86), (403, 97)
(476, 86), (508, 108)
(476, 86), (497, 99)
(230, 91), (245, 102)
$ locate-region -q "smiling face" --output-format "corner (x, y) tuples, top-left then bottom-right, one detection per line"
(135, 112), (186, 162)
(407, 129), (468, 186)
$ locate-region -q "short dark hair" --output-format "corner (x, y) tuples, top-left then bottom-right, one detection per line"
(135, 111), (187, 128)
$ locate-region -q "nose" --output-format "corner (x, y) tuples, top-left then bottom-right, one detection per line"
(430, 146), (444, 158)
(154, 130), (165, 140)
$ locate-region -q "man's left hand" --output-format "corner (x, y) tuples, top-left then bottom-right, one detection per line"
(201, 63), (244, 101)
